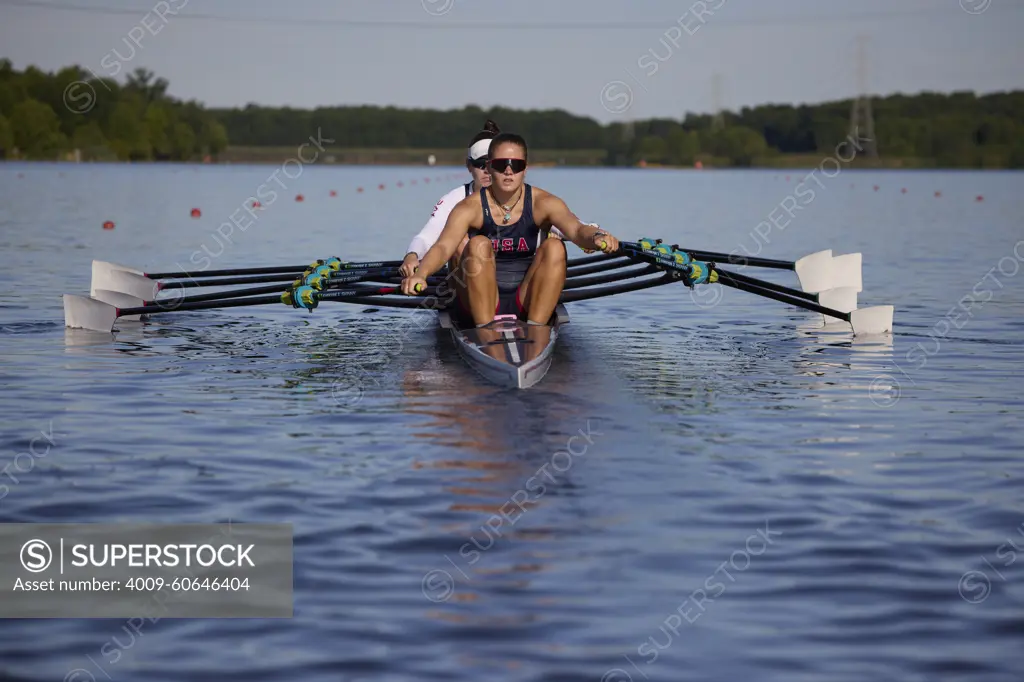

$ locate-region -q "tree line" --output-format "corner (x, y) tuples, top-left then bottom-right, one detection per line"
(3, 61), (1023, 168)
(0, 61), (227, 161)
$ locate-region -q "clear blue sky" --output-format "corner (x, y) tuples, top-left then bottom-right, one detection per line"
(2, 0), (1022, 122)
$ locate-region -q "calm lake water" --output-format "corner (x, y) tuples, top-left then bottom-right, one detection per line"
(1, 162), (1023, 681)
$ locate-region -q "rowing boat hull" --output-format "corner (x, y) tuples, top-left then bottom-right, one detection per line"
(438, 305), (569, 389)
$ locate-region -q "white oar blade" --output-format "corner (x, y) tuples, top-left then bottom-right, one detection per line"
(93, 289), (145, 321)
(832, 253), (863, 292)
(63, 294), (118, 332)
(850, 305), (894, 336)
(91, 260), (143, 296)
(794, 250), (833, 293)
(818, 286), (858, 324)
(97, 270), (158, 300)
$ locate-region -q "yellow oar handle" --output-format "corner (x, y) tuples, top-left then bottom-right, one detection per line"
(414, 283), (425, 293)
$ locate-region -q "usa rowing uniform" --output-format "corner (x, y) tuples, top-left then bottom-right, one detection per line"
(469, 184), (544, 260)
(459, 184), (563, 319)
(407, 183), (570, 260)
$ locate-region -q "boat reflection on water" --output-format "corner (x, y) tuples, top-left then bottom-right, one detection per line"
(399, 343), (603, 634)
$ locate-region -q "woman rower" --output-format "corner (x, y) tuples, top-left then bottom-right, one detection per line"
(399, 120), (593, 279)
(400, 132), (621, 328)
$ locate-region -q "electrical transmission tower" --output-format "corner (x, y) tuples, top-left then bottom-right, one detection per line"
(849, 36), (878, 158)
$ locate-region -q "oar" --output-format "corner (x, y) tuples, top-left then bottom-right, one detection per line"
(97, 265), (409, 301)
(64, 283), (435, 333)
(620, 241), (855, 314)
(614, 246), (892, 336)
(685, 247), (860, 291)
(712, 268), (859, 323)
(94, 257), (374, 283)
(94, 252), (616, 293)
(623, 240), (836, 294)
(713, 269), (892, 335)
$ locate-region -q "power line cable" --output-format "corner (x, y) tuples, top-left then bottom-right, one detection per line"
(0, 0), (1016, 30)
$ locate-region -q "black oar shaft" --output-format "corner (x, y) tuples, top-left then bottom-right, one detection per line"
(119, 295), (284, 316)
(716, 269), (816, 301)
(157, 267), (402, 290)
(157, 284), (292, 305)
(565, 257), (636, 277)
(159, 273), (299, 289)
(143, 253), (612, 282)
(560, 273), (677, 302)
(564, 264), (659, 290)
(146, 265), (309, 279)
(715, 270), (849, 321)
(683, 249), (795, 270)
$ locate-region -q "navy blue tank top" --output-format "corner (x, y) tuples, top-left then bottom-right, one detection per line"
(468, 185), (542, 260)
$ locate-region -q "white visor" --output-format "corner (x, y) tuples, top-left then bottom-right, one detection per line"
(468, 139), (491, 161)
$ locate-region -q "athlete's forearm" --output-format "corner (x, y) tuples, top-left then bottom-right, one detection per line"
(568, 222), (604, 248)
(416, 241), (452, 278)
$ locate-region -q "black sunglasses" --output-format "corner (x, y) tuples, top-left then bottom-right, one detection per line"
(488, 158), (527, 174)
(467, 156), (488, 169)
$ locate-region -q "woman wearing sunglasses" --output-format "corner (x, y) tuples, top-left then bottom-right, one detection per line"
(401, 132), (621, 329)
(398, 120), (503, 278)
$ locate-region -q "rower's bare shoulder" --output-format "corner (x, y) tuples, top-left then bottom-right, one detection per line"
(531, 188), (569, 217)
(448, 194), (484, 224)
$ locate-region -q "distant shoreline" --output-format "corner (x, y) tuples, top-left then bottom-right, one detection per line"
(1, 147), (996, 170)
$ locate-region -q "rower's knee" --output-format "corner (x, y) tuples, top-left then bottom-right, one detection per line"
(466, 235), (493, 257)
(538, 237), (567, 266)
(462, 235), (495, 278)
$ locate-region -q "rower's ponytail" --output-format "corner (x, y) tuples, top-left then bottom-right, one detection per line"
(470, 119), (501, 145)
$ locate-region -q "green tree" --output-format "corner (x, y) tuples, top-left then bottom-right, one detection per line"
(199, 119), (228, 156)
(169, 121), (196, 160)
(703, 126), (768, 166)
(0, 113), (12, 157)
(106, 98), (151, 160)
(145, 104), (173, 158)
(665, 128), (700, 165)
(635, 135), (668, 164)
(72, 120), (112, 160)
(10, 98), (67, 158)
(0, 82), (20, 117)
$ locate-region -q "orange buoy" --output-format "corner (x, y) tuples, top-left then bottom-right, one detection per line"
(378, 184), (385, 190)
(873, 185), (880, 191)
(694, 161), (703, 169)
(934, 191), (942, 198)
(102, 220), (115, 230)
(424, 177), (430, 183)
(356, 187), (364, 193)
(329, 190), (337, 197)
(976, 195), (984, 202)
(295, 194), (304, 202)
(190, 208), (201, 218)
(397, 181), (404, 187)
(251, 200), (261, 208)
(901, 188), (907, 194)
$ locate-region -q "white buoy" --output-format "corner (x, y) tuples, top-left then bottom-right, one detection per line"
(427, 154), (436, 166)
